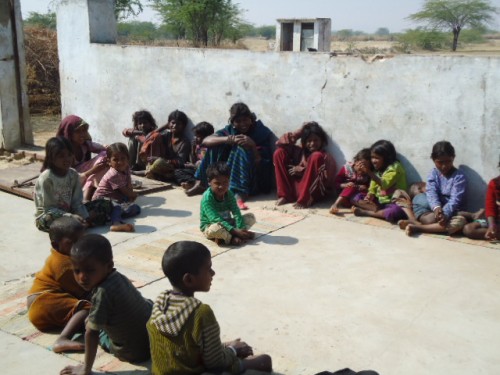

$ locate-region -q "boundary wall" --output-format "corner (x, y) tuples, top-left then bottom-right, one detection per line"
(57, 0), (500, 210)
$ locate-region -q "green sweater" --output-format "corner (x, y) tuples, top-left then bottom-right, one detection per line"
(200, 188), (244, 232)
(368, 161), (407, 205)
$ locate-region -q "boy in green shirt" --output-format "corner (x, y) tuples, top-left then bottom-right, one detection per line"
(200, 162), (255, 245)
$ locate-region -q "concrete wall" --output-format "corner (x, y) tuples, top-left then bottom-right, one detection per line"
(57, 0), (499, 210)
(0, 0), (32, 150)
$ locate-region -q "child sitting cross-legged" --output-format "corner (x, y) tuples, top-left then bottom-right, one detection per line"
(147, 240), (273, 374)
(92, 142), (141, 232)
(200, 161), (256, 246)
(60, 234), (152, 375)
(27, 216), (90, 353)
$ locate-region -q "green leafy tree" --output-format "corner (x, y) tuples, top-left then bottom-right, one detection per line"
(375, 27), (390, 36)
(151, 0), (246, 47)
(24, 12), (57, 29)
(408, 0), (498, 51)
(114, 0), (144, 20)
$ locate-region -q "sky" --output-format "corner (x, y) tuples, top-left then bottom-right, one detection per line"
(20, 0), (500, 33)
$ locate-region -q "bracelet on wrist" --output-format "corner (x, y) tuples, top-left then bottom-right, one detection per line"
(228, 346), (237, 356)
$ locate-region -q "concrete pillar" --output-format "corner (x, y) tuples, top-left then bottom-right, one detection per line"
(0, 0), (32, 150)
(56, 0), (117, 116)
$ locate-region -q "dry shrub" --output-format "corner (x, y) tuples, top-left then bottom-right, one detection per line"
(24, 27), (60, 114)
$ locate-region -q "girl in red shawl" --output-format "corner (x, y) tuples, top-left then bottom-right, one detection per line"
(273, 122), (336, 209)
(56, 115), (108, 201)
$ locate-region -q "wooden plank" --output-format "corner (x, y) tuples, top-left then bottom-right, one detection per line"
(0, 163), (172, 200)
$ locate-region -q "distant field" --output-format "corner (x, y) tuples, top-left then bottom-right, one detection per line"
(241, 37), (500, 55)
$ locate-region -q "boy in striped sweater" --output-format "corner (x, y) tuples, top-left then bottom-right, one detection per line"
(147, 241), (272, 374)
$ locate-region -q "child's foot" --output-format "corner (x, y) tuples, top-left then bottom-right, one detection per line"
(329, 205), (339, 215)
(181, 182), (194, 190)
(52, 338), (85, 353)
(351, 206), (366, 216)
(398, 219), (410, 230)
(293, 202), (305, 209)
(237, 199), (249, 210)
(230, 237), (243, 246)
(110, 223), (135, 232)
(186, 183), (205, 196)
(214, 238), (225, 246)
(405, 224), (416, 237)
(275, 197), (288, 206)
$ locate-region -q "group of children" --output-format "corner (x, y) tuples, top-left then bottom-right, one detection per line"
(26, 102), (499, 374)
(29, 217), (271, 375)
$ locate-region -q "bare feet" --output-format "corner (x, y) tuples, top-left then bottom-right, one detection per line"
(110, 223), (135, 232)
(293, 202), (305, 209)
(405, 224), (416, 236)
(230, 236), (243, 246)
(52, 338), (84, 353)
(351, 206), (366, 216)
(186, 182), (206, 196)
(181, 181), (194, 190)
(275, 197), (288, 206)
(329, 205), (339, 215)
(398, 220), (410, 230)
(214, 238), (224, 246)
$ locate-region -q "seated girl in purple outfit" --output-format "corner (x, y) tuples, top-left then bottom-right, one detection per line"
(398, 141), (468, 236)
(93, 143), (141, 232)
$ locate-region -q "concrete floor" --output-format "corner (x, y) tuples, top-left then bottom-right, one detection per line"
(1, 187), (500, 375)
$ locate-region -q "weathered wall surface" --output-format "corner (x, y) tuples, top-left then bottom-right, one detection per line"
(57, 0), (499, 210)
(0, 0), (31, 150)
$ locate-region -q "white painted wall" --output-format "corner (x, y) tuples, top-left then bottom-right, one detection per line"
(57, 0), (499, 210)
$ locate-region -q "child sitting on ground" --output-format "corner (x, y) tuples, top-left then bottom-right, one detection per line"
(93, 143), (141, 232)
(27, 217), (90, 353)
(330, 148), (371, 214)
(463, 159), (500, 241)
(122, 110), (158, 171)
(147, 240), (272, 374)
(200, 162), (255, 246)
(34, 137), (111, 232)
(274, 121), (337, 209)
(398, 141), (468, 236)
(351, 139), (408, 223)
(176, 121), (215, 192)
(56, 115), (108, 202)
(141, 109), (191, 182)
(60, 234), (152, 375)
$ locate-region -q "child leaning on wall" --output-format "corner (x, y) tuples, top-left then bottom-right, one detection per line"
(147, 240), (272, 374)
(27, 217), (90, 354)
(200, 161), (256, 246)
(122, 110), (158, 171)
(60, 234), (152, 375)
(463, 157), (500, 241)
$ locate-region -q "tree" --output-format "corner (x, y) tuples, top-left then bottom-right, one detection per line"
(114, 0), (144, 20)
(24, 12), (57, 29)
(150, 0), (246, 47)
(375, 27), (390, 36)
(408, 0), (499, 51)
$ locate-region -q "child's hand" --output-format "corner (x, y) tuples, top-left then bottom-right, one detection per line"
(288, 165), (305, 177)
(434, 207), (445, 223)
(342, 182), (355, 188)
(364, 193), (374, 202)
(234, 135), (256, 149)
(485, 225), (498, 241)
(227, 338), (254, 358)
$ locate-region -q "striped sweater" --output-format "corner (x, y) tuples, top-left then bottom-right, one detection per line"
(147, 290), (242, 375)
